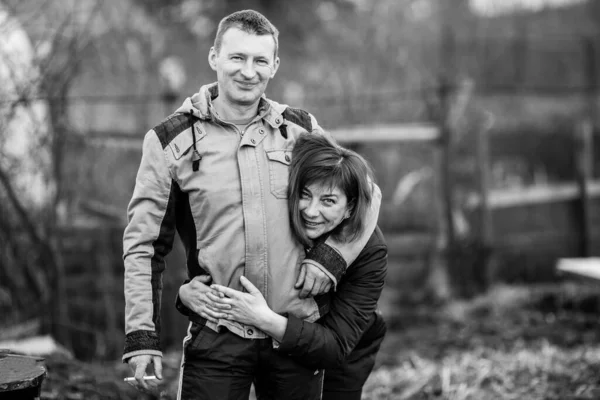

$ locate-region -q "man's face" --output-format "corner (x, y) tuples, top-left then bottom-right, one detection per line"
(209, 27), (280, 108)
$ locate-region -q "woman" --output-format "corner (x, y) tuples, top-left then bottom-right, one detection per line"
(182, 133), (388, 400)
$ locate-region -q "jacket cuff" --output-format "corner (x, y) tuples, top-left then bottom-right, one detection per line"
(123, 330), (161, 361)
(305, 243), (347, 284)
(122, 349), (162, 363)
(276, 315), (305, 353)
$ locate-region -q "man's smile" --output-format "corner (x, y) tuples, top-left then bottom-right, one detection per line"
(235, 80), (258, 89)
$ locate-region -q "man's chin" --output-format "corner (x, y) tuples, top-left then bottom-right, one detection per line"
(232, 93), (260, 106)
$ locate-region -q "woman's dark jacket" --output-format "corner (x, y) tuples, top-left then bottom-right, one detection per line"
(277, 226), (388, 377)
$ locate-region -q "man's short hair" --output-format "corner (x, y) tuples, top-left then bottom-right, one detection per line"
(214, 10), (279, 57)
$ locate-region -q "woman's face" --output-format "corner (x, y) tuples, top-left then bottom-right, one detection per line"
(299, 182), (351, 240)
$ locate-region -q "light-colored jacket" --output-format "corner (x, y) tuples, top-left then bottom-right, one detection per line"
(122, 83), (380, 360)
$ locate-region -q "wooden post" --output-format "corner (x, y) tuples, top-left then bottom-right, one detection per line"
(576, 37), (597, 257)
(438, 24), (456, 246)
(438, 78), (456, 247)
(430, 136), (452, 300)
(424, 23), (456, 301)
(475, 113), (493, 248)
(97, 229), (119, 359)
(575, 119), (594, 257)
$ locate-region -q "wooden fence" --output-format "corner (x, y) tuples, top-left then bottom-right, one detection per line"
(66, 89), (600, 359)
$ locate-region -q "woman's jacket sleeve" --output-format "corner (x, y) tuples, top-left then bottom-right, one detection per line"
(276, 229), (388, 369)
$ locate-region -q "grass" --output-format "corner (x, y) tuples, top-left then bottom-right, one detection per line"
(37, 281), (600, 399)
(366, 282), (600, 400)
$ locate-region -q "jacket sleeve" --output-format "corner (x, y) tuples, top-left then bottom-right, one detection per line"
(122, 130), (178, 361)
(276, 240), (388, 369)
(303, 182), (381, 289)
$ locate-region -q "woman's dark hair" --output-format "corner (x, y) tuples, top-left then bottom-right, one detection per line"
(288, 133), (375, 248)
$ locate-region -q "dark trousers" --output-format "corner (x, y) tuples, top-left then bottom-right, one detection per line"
(321, 323), (386, 400)
(322, 390), (362, 400)
(180, 323), (323, 400)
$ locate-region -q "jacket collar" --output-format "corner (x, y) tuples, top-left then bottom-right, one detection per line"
(182, 83), (286, 129)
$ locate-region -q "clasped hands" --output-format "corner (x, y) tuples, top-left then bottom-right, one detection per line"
(179, 262), (332, 324)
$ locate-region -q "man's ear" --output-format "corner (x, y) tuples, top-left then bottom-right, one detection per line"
(208, 47), (218, 72)
(270, 56), (280, 78)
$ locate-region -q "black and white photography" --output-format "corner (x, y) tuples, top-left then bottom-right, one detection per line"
(1, 0), (599, 399)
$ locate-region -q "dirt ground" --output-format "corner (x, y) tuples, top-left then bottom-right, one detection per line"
(365, 281), (600, 399)
(36, 278), (600, 400)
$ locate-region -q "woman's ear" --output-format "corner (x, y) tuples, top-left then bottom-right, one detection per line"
(345, 201), (355, 220)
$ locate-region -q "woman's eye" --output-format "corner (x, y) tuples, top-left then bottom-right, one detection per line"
(323, 199), (335, 205)
(300, 192), (310, 199)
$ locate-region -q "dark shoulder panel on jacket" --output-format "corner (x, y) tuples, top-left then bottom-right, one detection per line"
(153, 113), (195, 149)
(282, 107), (312, 132)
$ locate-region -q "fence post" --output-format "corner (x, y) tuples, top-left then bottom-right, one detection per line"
(575, 37), (597, 257)
(439, 81), (456, 248)
(475, 112), (493, 249)
(438, 24), (457, 247)
(424, 24), (457, 300)
(575, 119), (593, 257)
(98, 229), (119, 358)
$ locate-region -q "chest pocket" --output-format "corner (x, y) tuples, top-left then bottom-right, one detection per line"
(265, 149), (292, 199)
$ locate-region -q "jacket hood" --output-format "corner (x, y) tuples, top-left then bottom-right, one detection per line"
(175, 82), (288, 121)
(175, 82), (218, 120)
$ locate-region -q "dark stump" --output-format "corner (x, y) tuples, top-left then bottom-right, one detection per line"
(0, 351), (46, 400)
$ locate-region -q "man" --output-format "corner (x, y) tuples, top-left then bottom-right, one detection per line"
(122, 9), (379, 400)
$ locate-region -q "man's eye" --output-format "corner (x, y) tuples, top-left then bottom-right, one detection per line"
(256, 59), (269, 66)
(231, 56), (243, 61)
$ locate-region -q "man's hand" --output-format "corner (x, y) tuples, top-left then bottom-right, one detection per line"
(127, 354), (163, 394)
(294, 262), (333, 299)
(209, 276), (274, 327)
(179, 275), (224, 323)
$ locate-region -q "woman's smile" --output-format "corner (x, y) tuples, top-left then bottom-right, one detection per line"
(298, 183), (350, 240)
(303, 219), (323, 227)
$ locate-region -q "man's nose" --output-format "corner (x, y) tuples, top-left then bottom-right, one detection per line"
(240, 60), (256, 79)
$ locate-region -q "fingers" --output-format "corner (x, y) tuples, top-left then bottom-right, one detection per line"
(152, 356), (163, 380)
(199, 305), (223, 323)
(206, 292), (232, 310)
(239, 276), (259, 294)
(202, 292), (232, 321)
(210, 284), (240, 299)
(294, 264), (307, 289)
(313, 278), (332, 297)
(192, 274), (212, 284)
(134, 359), (149, 389)
(310, 280), (325, 297)
(299, 275), (315, 299)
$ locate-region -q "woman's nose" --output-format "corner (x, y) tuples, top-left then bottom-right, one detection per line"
(303, 201), (320, 217)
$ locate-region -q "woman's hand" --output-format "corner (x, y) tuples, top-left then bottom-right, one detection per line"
(208, 276), (275, 328)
